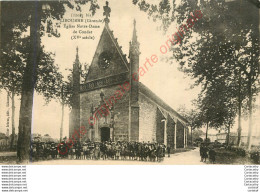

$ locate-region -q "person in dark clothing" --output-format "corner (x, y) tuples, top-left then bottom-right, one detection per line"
(199, 143), (204, 162)
(167, 146), (171, 157)
(202, 145), (208, 162)
(209, 147), (216, 164)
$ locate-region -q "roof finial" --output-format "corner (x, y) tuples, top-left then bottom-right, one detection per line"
(103, 1), (111, 24)
(76, 46), (79, 61)
(132, 19), (138, 43)
(130, 19), (140, 55)
(75, 46), (79, 65)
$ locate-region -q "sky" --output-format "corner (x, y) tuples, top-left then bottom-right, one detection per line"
(0, 0), (259, 140)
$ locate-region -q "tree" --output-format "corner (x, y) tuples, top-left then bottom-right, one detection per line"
(1, 47), (23, 150)
(1, 34), (64, 150)
(194, 77), (238, 144)
(1, 1), (100, 162)
(177, 105), (202, 145)
(187, 109), (202, 145)
(132, 0), (259, 149)
(57, 80), (73, 142)
(192, 129), (204, 141)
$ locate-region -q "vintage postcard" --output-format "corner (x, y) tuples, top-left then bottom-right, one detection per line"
(0, 0), (259, 165)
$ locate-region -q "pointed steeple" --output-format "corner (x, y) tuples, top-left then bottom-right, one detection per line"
(75, 46), (79, 63)
(70, 46), (81, 140)
(72, 46), (80, 92)
(132, 19), (138, 43)
(73, 46), (81, 72)
(130, 19), (140, 55)
(129, 19), (140, 141)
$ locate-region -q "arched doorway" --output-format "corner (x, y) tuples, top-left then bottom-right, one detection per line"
(100, 127), (110, 142)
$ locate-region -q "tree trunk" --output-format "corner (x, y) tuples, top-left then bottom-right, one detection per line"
(237, 72), (242, 147)
(205, 121), (209, 142)
(60, 102), (64, 142)
(247, 36), (257, 150)
(6, 92), (10, 137)
(190, 127), (193, 146)
(10, 91), (15, 150)
(17, 2), (41, 163)
(247, 77), (253, 150)
(227, 124), (230, 146)
(60, 86), (64, 142)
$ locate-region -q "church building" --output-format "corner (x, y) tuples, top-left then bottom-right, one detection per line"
(69, 3), (189, 149)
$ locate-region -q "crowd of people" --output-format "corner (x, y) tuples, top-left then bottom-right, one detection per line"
(199, 143), (216, 163)
(30, 140), (169, 162)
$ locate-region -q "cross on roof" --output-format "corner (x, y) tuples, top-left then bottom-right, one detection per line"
(103, 1), (111, 24)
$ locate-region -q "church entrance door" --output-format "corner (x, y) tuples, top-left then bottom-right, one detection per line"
(100, 127), (110, 142)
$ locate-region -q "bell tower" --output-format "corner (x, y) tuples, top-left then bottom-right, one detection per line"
(129, 20), (140, 141)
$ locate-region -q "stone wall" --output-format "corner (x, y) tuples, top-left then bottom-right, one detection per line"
(176, 119), (184, 148)
(79, 83), (187, 146)
(80, 83), (130, 142)
(156, 108), (165, 144)
(139, 93), (186, 147)
(130, 106), (139, 141)
(167, 115), (175, 148)
(139, 93), (157, 142)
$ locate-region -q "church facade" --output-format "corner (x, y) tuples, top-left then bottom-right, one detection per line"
(69, 17), (189, 149)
